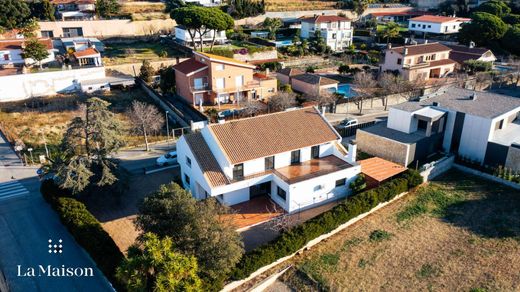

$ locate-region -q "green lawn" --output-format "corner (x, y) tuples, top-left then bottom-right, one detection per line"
(103, 41), (187, 65)
(377, 24), (409, 33)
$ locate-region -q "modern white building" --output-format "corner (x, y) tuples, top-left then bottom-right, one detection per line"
(300, 15), (353, 52)
(357, 87), (520, 170)
(408, 15), (471, 35)
(175, 26), (227, 47)
(176, 107), (361, 213)
(0, 38), (55, 66)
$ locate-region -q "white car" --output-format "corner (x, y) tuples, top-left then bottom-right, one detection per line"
(338, 118), (359, 128)
(156, 151), (178, 166)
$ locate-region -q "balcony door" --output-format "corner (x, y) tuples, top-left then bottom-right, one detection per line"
(235, 75), (244, 88)
(250, 182), (271, 198)
(194, 78), (204, 90)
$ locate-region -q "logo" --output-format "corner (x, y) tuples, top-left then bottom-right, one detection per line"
(48, 239), (63, 254)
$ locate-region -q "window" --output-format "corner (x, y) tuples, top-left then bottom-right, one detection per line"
(332, 33), (337, 39)
(397, 58), (402, 65)
(265, 156), (274, 170)
(290, 150), (300, 165)
(277, 186), (286, 201)
(335, 178), (346, 187)
(411, 23), (416, 28)
(216, 64), (225, 71)
(184, 174), (190, 186)
(233, 163), (244, 180)
(427, 25), (431, 28)
(216, 77), (225, 89)
(41, 30), (54, 38)
(3, 54), (9, 61)
(313, 185), (323, 192)
(418, 119), (428, 131)
(422, 25), (426, 29)
(62, 27), (83, 37)
(311, 145), (320, 159)
(186, 157), (192, 167)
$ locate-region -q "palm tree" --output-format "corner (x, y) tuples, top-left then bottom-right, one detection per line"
(381, 22), (400, 44)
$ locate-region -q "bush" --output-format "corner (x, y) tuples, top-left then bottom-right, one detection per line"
(369, 229), (393, 242)
(40, 181), (124, 289)
(229, 170), (421, 280)
(209, 47), (234, 58)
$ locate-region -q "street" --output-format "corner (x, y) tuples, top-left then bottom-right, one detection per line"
(0, 133), (114, 292)
(115, 140), (177, 174)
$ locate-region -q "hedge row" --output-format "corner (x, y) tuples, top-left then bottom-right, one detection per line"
(230, 169), (423, 280)
(40, 180), (124, 290)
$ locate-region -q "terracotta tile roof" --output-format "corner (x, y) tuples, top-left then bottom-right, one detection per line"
(370, 11), (432, 17)
(73, 47), (99, 58)
(291, 73), (338, 86)
(0, 38), (53, 50)
(172, 58), (208, 75)
(301, 15), (352, 23)
(208, 107), (341, 164)
(428, 59), (457, 67)
(409, 15), (471, 23)
(389, 43), (451, 56)
(184, 132), (230, 187)
(360, 157), (406, 182)
(445, 45), (493, 64)
(277, 67), (304, 76)
(195, 51), (256, 69)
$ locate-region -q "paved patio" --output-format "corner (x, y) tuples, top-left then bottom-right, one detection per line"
(224, 196), (284, 229)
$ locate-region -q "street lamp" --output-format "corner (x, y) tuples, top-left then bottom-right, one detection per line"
(165, 111), (170, 145)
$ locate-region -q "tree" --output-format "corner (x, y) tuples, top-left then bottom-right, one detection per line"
(206, 8), (234, 51)
(158, 65), (176, 93)
(139, 60), (155, 83)
(116, 233), (202, 292)
(304, 90), (337, 112)
(353, 0), (368, 16)
(381, 21), (400, 44)
(463, 59), (493, 73)
(240, 99), (263, 117)
(0, 0), (31, 30)
(502, 13), (520, 25)
(127, 101), (164, 152)
(19, 18), (40, 38)
(48, 98), (125, 194)
(309, 30), (329, 55)
(501, 24), (520, 55)
(458, 12), (508, 46)
(352, 71), (377, 114)
(164, 0), (186, 13)
(21, 38), (49, 69)
(262, 17), (282, 40)
(227, 0), (265, 19)
(29, 0), (55, 21)
(135, 183), (244, 288)
(476, 0), (511, 17)
(378, 72), (405, 110)
(96, 0), (120, 18)
(349, 174), (366, 194)
(268, 91), (296, 112)
(338, 64), (350, 74)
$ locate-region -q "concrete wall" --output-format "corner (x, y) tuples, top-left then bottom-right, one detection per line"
(356, 129), (411, 166)
(232, 50), (278, 63)
(0, 67), (105, 102)
(387, 108), (415, 133)
(38, 19), (176, 38)
(420, 155), (455, 181)
(106, 58), (187, 76)
(505, 146), (520, 172)
(458, 114), (492, 163)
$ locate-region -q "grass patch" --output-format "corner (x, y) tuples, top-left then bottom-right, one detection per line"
(320, 253), (339, 266)
(369, 229), (393, 242)
(416, 263), (440, 279)
(103, 41), (186, 65)
(358, 258), (368, 269)
(341, 237), (363, 251)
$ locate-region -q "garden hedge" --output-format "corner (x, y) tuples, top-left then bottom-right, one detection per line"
(40, 180), (124, 290)
(229, 169), (423, 280)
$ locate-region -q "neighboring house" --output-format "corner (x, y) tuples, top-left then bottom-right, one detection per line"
(356, 87), (520, 170)
(172, 51), (277, 106)
(80, 76), (135, 93)
(276, 67), (304, 85)
(73, 47), (102, 66)
(364, 11), (430, 23)
(300, 15), (353, 52)
(408, 15), (471, 35)
(175, 26), (227, 47)
(176, 107), (361, 213)
(445, 43), (496, 69)
(61, 37), (104, 53)
(184, 0), (221, 6)
(50, 0), (96, 20)
(0, 38), (55, 67)
(380, 42), (456, 81)
(410, 0), (485, 9)
(290, 73), (338, 95)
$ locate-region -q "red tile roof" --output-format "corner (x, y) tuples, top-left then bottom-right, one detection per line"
(409, 15), (471, 23)
(73, 47), (99, 58)
(301, 15), (352, 23)
(172, 58), (208, 75)
(428, 59), (457, 67)
(371, 11), (432, 17)
(389, 43), (451, 56)
(0, 38), (53, 51)
(196, 51), (256, 69)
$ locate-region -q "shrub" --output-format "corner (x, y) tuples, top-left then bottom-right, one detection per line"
(349, 174), (366, 194)
(229, 172), (419, 280)
(209, 47), (234, 58)
(369, 229), (393, 242)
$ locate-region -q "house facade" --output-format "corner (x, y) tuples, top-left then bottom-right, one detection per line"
(172, 51), (277, 106)
(357, 87), (520, 170)
(445, 43), (496, 69)
(0, 39), (55, 67)
(176, 107), (361, 213)
(175, 26), (227, 46)
(50, 0), (96, 20)
(300, 15), (353, 52)
(408, 15), (471, 35)
(290, 73), (338, 95)
(380, 42), (456, 81)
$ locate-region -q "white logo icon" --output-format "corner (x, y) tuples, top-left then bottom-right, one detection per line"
(48, 239), (63, 254)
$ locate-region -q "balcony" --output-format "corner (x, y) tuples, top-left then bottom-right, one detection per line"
(273, 155), (353, 184)
(190, 83), (210, 92)
(402, 62), (431, 69)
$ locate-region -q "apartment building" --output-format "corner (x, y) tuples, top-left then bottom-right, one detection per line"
(172, 51), (277, 106)
(300, 15), (353, 52)
(408, 15), (471, 35)
(380, 42), (456, 81)
(357, 87), (520, 170)
(176, 107), (361, 213)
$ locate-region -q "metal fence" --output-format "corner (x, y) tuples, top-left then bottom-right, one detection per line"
(335, 121), (376, 138)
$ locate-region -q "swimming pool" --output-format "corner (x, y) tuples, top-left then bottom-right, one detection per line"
(274, 39), (293, 47)
(336, 84), (356, 98)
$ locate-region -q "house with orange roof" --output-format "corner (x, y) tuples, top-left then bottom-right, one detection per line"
(0, 38), (55, 67)
(408, 15), (471, 35)
(176, 107), (361, 213)
(172, 51), (277, 106)
(300, 14), (353, 52)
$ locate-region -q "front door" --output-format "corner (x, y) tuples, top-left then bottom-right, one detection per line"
(250, 182), (271, 198)
(195, 93), (204, 105)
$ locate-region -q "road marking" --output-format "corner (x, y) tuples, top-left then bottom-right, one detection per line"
(0, 181), (29, 200)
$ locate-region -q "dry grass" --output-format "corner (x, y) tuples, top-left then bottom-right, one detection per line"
(282, 170), (520, 291)
(264, 0), (337, 11)
(120, 1), (166, 14)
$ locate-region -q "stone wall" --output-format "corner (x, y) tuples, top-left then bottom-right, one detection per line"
(505, 145), (520, 172)
(233, 50), (278, 63)
(356, 129), (411, 166)
(420, 155), (455, 181)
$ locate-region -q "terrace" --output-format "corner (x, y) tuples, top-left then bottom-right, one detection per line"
(274, 155), (353, 184)
(492, 119), (520, 146)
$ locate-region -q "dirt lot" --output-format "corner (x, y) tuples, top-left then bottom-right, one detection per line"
(280, 170), (520, 291)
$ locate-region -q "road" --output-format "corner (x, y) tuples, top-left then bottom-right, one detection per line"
(325, 111), (389, 125)
(115, 141), (177, 174)
(0, 132), (114, 292)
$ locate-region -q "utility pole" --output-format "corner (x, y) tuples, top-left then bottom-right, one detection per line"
(165, 111), (170, 146)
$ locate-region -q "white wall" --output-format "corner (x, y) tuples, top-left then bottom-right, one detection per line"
(176, 136), (212, 199)
(223, 188), (249, 205)
(0, 66), (106, 102)
(409, 20), (467, 34)
(175, 27), (226, 43)
(388, 108), (415, 133)
(441, 109), (457, 152)
(201, 127), (233, 178)
(458, 114), (492, 162)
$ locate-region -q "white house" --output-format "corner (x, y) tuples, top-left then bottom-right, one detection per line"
(300, 15), (353, 52)
(176, 107), (361, 213)
(61, 37), (104, 53)
(0, 38), (55, 67)
(50, 0), (96, 20)
(184, 0), (221, 6)
(446, 43), (497, 69)
(357, 87), (520, 170)
(175, 26), (227, 46)
(408, 15), (471, 35)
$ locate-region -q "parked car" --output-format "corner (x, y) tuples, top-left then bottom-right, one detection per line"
(338, 118), (359, 128)
(218, 108), (243, 119)
(156, 151), (178, 166)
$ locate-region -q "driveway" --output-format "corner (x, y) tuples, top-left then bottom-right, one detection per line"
(0, 132), (113, 291)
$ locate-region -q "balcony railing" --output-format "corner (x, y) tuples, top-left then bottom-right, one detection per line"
(402, 62), (431, 69)
(190, 84), (210, 92)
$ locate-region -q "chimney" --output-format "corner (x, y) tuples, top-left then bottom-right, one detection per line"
(322, 12), (325, 15)
(403, 47), (408, 55)
(265, 68), (270, 75)
(387, 43), (392, 49)
(347, 140), (357, 164)
(469, 41), (475, 49)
